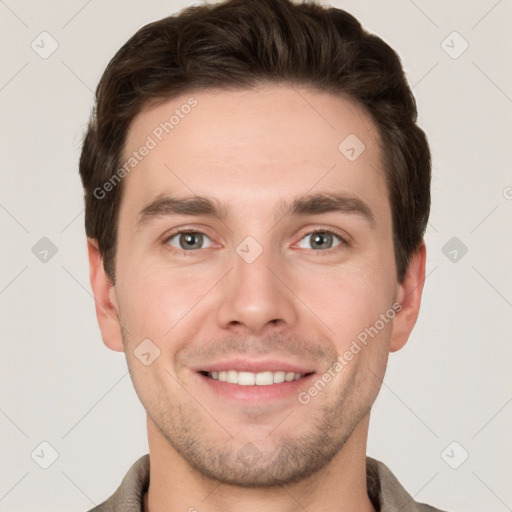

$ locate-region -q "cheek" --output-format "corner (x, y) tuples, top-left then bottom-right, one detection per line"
(116, 261), (216, 339)
(294, 261), (396, 347)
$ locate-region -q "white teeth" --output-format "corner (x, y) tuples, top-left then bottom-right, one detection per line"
(208, 370), (306, 385)
(285, 372), (295, 382)
(255, 371), (273, 385)
(226, 370), (238, 384)
(237, 371), (255, 385)
(273, 371), (286, 383)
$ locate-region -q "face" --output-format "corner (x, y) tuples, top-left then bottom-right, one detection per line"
(90, 84), (425, 487)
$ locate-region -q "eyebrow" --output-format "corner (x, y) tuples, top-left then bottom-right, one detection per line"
(136, 192), (376, 229)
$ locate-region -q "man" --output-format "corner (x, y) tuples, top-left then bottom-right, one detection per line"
(80, 0), (446, 510)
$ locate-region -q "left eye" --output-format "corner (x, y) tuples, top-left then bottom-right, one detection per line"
(297, 230), (344, 251)
(165, 231), (213, 251)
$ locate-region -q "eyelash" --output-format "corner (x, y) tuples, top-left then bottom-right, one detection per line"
(162, 227), (350, 256)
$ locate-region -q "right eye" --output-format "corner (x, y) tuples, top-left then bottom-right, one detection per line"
(164, 230), (214, 252)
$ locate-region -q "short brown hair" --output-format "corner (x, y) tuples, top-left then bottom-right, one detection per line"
(79, 0), (431, 284)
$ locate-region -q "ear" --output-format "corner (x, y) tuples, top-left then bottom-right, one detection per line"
(390, 241), (427, 352)
(87, 238), (124, 352)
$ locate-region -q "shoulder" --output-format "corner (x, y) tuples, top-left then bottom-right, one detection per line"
(85, 454), (150, 512)
(366, 456), (451, 512)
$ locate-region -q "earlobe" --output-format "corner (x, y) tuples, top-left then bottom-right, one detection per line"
(390, 242), (427, 353)
(87, 238), (124, 352)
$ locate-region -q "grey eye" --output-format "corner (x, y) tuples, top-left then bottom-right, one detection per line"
(297, 231), (342, 250)
(167, 232), (213, 250)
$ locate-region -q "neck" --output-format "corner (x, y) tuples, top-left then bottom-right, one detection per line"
(143, 414), (376, 512)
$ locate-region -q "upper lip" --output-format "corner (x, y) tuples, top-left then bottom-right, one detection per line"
(194, 358), (316, 374)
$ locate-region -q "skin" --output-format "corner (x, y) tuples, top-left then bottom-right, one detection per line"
(88, 84), (426, 512)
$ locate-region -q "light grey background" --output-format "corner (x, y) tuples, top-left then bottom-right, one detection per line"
(1, 0), (511, 511)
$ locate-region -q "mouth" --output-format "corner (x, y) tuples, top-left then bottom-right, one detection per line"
(198, 370), (315, 385)
(196, 370), (317, 403)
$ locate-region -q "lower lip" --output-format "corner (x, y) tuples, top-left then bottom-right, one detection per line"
(197, 372), (316, 403)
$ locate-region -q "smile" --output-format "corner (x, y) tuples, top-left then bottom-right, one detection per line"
(201, 370), (312, 386)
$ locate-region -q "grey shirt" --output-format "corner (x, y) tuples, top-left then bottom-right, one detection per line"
(87, 454), (449, 512)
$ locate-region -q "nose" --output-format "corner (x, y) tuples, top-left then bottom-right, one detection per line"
(215, 241), (299, 336)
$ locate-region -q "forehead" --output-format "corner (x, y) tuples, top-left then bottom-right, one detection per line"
(119, 84), (387, 222)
